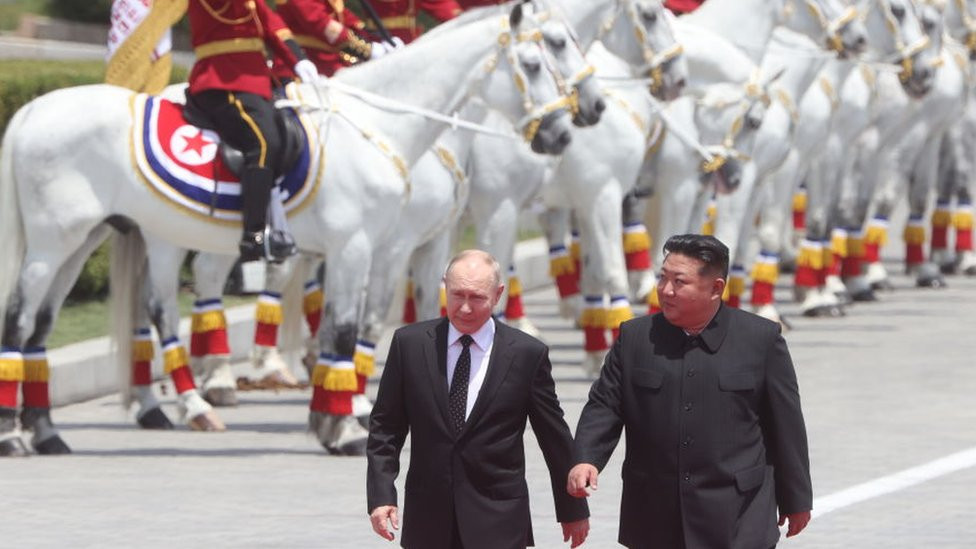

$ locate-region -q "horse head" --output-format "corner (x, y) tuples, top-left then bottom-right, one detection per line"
(599, 0), (689, 100)
(515, 0), (606, 127)
(860, 0), (940, 98)
(693, 70), (782, 196)
(478, 2), (576, 155)
(784, 0), (869, 57)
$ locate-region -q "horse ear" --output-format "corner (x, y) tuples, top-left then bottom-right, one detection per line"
(510, 2), (525, 30)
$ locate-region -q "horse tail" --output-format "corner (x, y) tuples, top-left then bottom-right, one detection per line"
(0, 102), (31, 338)
(109, 227), (147, 409)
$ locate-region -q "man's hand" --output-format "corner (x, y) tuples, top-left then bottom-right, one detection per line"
(561, 518), (589, 547)
(369, 505), (399, 541)
(567, 463), (599, 498)
(778, 510), (811, 538)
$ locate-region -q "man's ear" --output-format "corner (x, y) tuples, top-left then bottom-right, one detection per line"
(494, 284), (506, 305)
(712, 277), (726, 300)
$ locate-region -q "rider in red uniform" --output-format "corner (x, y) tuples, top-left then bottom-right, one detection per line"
(275, 0), (378, 77)
(186, 0), (320, 262)
(364, 0), (461, 44)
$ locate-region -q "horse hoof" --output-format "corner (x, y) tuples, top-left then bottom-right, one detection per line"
(34, 435), (71, 455)
(203, 387), (239, 407)
(939, 263), (957, 275)
(356, 415), (369, 429)
(188, 410), (226, 432)
(965, 265), (976, 276)
(851, 289), (877, 302)
(917, 276), (947, 289)
(137, 407), (175, 430)
(262, 368), (299, 387)
(869, 279), (894, 291)
(0, 437), (29, 457)
(329, 437), (368, 456)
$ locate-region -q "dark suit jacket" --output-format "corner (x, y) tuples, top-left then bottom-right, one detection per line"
(367, 318), (589, 549)
(574, 305), (811, 549)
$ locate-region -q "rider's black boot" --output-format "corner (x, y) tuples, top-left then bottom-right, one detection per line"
(239, 166), (274, 262)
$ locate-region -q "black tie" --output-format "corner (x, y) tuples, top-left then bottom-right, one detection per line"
(448, 334), (474, 434)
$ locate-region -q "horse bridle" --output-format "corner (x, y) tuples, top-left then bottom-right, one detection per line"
(951, 0), (976, 58)
(596, 0), (684, 95)
(794, 0), (861, 55)
(863, 0), (932, 83)
(487, 18), (575, 142)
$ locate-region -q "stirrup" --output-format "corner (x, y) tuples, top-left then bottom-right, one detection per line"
(268, 229), (297, 263)
(239, 229), (267, 262)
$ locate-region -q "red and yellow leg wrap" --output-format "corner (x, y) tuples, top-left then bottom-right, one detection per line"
(303, 280), (324, 335)
(701, 199), (717, 236)
(864, 216), (889, 263)
(353, 341), (375, 395)
(749, 252), (779, 307)
(402, 277), (417, 324)
(794, 240), (824, 288)
(828, 228), (847, 278)
(132, 327), (154, 387)
(318, 353), (356, 415)
(646, 284), (661, 314)
(22, 347), (51, 408)
(723, 266), (746, 309)
(162, 337), (195, 395)
(254, 292), (283, 348)
(549, 245), (580, 298)
(309, 363), (329, 413)
(504, 268), (525, 320)
(842, 231), (866, 278)
(931, 204), (952, 251)
(580, 296), (609, 353)
(903, 217), (926, 266)
(954, 204), (973, 252)
(623, 223), (652, 271)
(190, 298), (229, 358)
(792, 187), (807, 231)
(0, 348), (24, 408)
(607, 295), (634, 341)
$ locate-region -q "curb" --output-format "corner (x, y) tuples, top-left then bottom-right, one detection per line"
(47, 238), (552, 407)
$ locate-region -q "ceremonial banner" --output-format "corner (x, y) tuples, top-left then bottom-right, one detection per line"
(106, 0), (188, 93)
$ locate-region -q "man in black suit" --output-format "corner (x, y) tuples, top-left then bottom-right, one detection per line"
(367, 249), (590, 548)
(568, 234), (812, 549)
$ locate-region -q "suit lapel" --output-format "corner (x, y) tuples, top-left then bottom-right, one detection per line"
(460, 322), (516, 437)
(423, 318), (452, 431)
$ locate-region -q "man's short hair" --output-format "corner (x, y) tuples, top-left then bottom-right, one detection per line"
(444, 249), (503, 288)
(663, 234), (730, 279)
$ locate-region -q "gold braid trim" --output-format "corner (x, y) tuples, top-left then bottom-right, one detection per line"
(105, 0), (188, 93)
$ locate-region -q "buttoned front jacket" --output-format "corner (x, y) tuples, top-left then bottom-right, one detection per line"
(574, 305), (812, 549)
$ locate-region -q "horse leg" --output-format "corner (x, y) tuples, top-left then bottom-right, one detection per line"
(539, 207), (581, 320)
(20, 226), (117, 453)
(409, 233), (453, 322)
(249, 256), (306, 387)
(300, 259), (326, 377)
(141, 239), (224, 431)
(622, 190), (654, 303)
(187, 251), (240, 406)
(906, 135), (946, 288)
(309, 237), (370, 455)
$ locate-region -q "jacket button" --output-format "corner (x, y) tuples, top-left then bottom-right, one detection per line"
(687, 369), (696, 377)
(684, 402), (693, 411)
(682, 437), (693, 447)
(684, 473), (691, 482)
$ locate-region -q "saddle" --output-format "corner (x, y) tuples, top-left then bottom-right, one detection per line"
(182, 89), (306, 178)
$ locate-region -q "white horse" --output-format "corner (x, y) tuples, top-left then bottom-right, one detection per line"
(0, 4), (574, 456)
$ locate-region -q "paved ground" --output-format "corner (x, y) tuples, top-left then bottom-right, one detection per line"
(2, 264), (975, 548)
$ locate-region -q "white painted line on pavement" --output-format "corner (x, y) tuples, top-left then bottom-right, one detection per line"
(812, 446), (976, 518)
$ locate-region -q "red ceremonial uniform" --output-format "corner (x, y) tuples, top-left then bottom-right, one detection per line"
(188, 0), (300, 100)
(456, 0), (506, 7)
(275, 0), (366, 76)
(366, 0), (462, 44)
(665, 0), (705, 15)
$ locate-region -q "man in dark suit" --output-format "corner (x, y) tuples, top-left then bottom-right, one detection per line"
(568, 234), (812, 549)
(367, 249), (590, 548)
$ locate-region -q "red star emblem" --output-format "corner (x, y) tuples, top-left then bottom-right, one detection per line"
(181, 129), (211, 157)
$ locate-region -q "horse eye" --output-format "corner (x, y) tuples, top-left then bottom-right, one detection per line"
(642, 10), (658, 24)
(747, 116), (762, 130)
(547, 36), (567, 50)
(922, 18), (935, 32)
(891, 4), (905, 19)
(523, 60), (541, 74)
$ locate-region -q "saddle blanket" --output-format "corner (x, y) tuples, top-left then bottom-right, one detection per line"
(129, 89), (321, 224)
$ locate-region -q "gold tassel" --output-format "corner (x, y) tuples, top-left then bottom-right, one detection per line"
(830, 230), (849, 257)
(932, 208), (952, 229)
(132, 339), (155, 362)
(847, 234), (866, 257)
(354, 350), (375, 378)
(0, 354), (25, 382)
(507, 276), (523, 297)
(605, 305), (634, 329)
(953, 208), (974, 231)
(191, 310), (227, 333)
(255, 301), (283, 325)
(579, 307), (608, 329)
(797, 245), (824, 270)
(323, 366), (358, 391)
(750, 261), (778, 284)
(311, 364), (328, 387)
(903, 224), (926, 246)
(646, 286), (660, 308)
(303, 289), (324, 315)
(865, 223), (888, 246)
(622, 230), (651, 254)
(23, 357), (50, 383)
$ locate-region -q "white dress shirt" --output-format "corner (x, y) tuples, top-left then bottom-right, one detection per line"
(446, 318), (495, 420)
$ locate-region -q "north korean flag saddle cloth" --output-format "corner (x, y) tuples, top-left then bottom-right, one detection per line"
(129, 84), (321, 226)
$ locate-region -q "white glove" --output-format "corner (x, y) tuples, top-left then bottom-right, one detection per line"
(293, 59), (320, 83)
(369, 41), (389, 60)
(389, 36), (405, 50)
